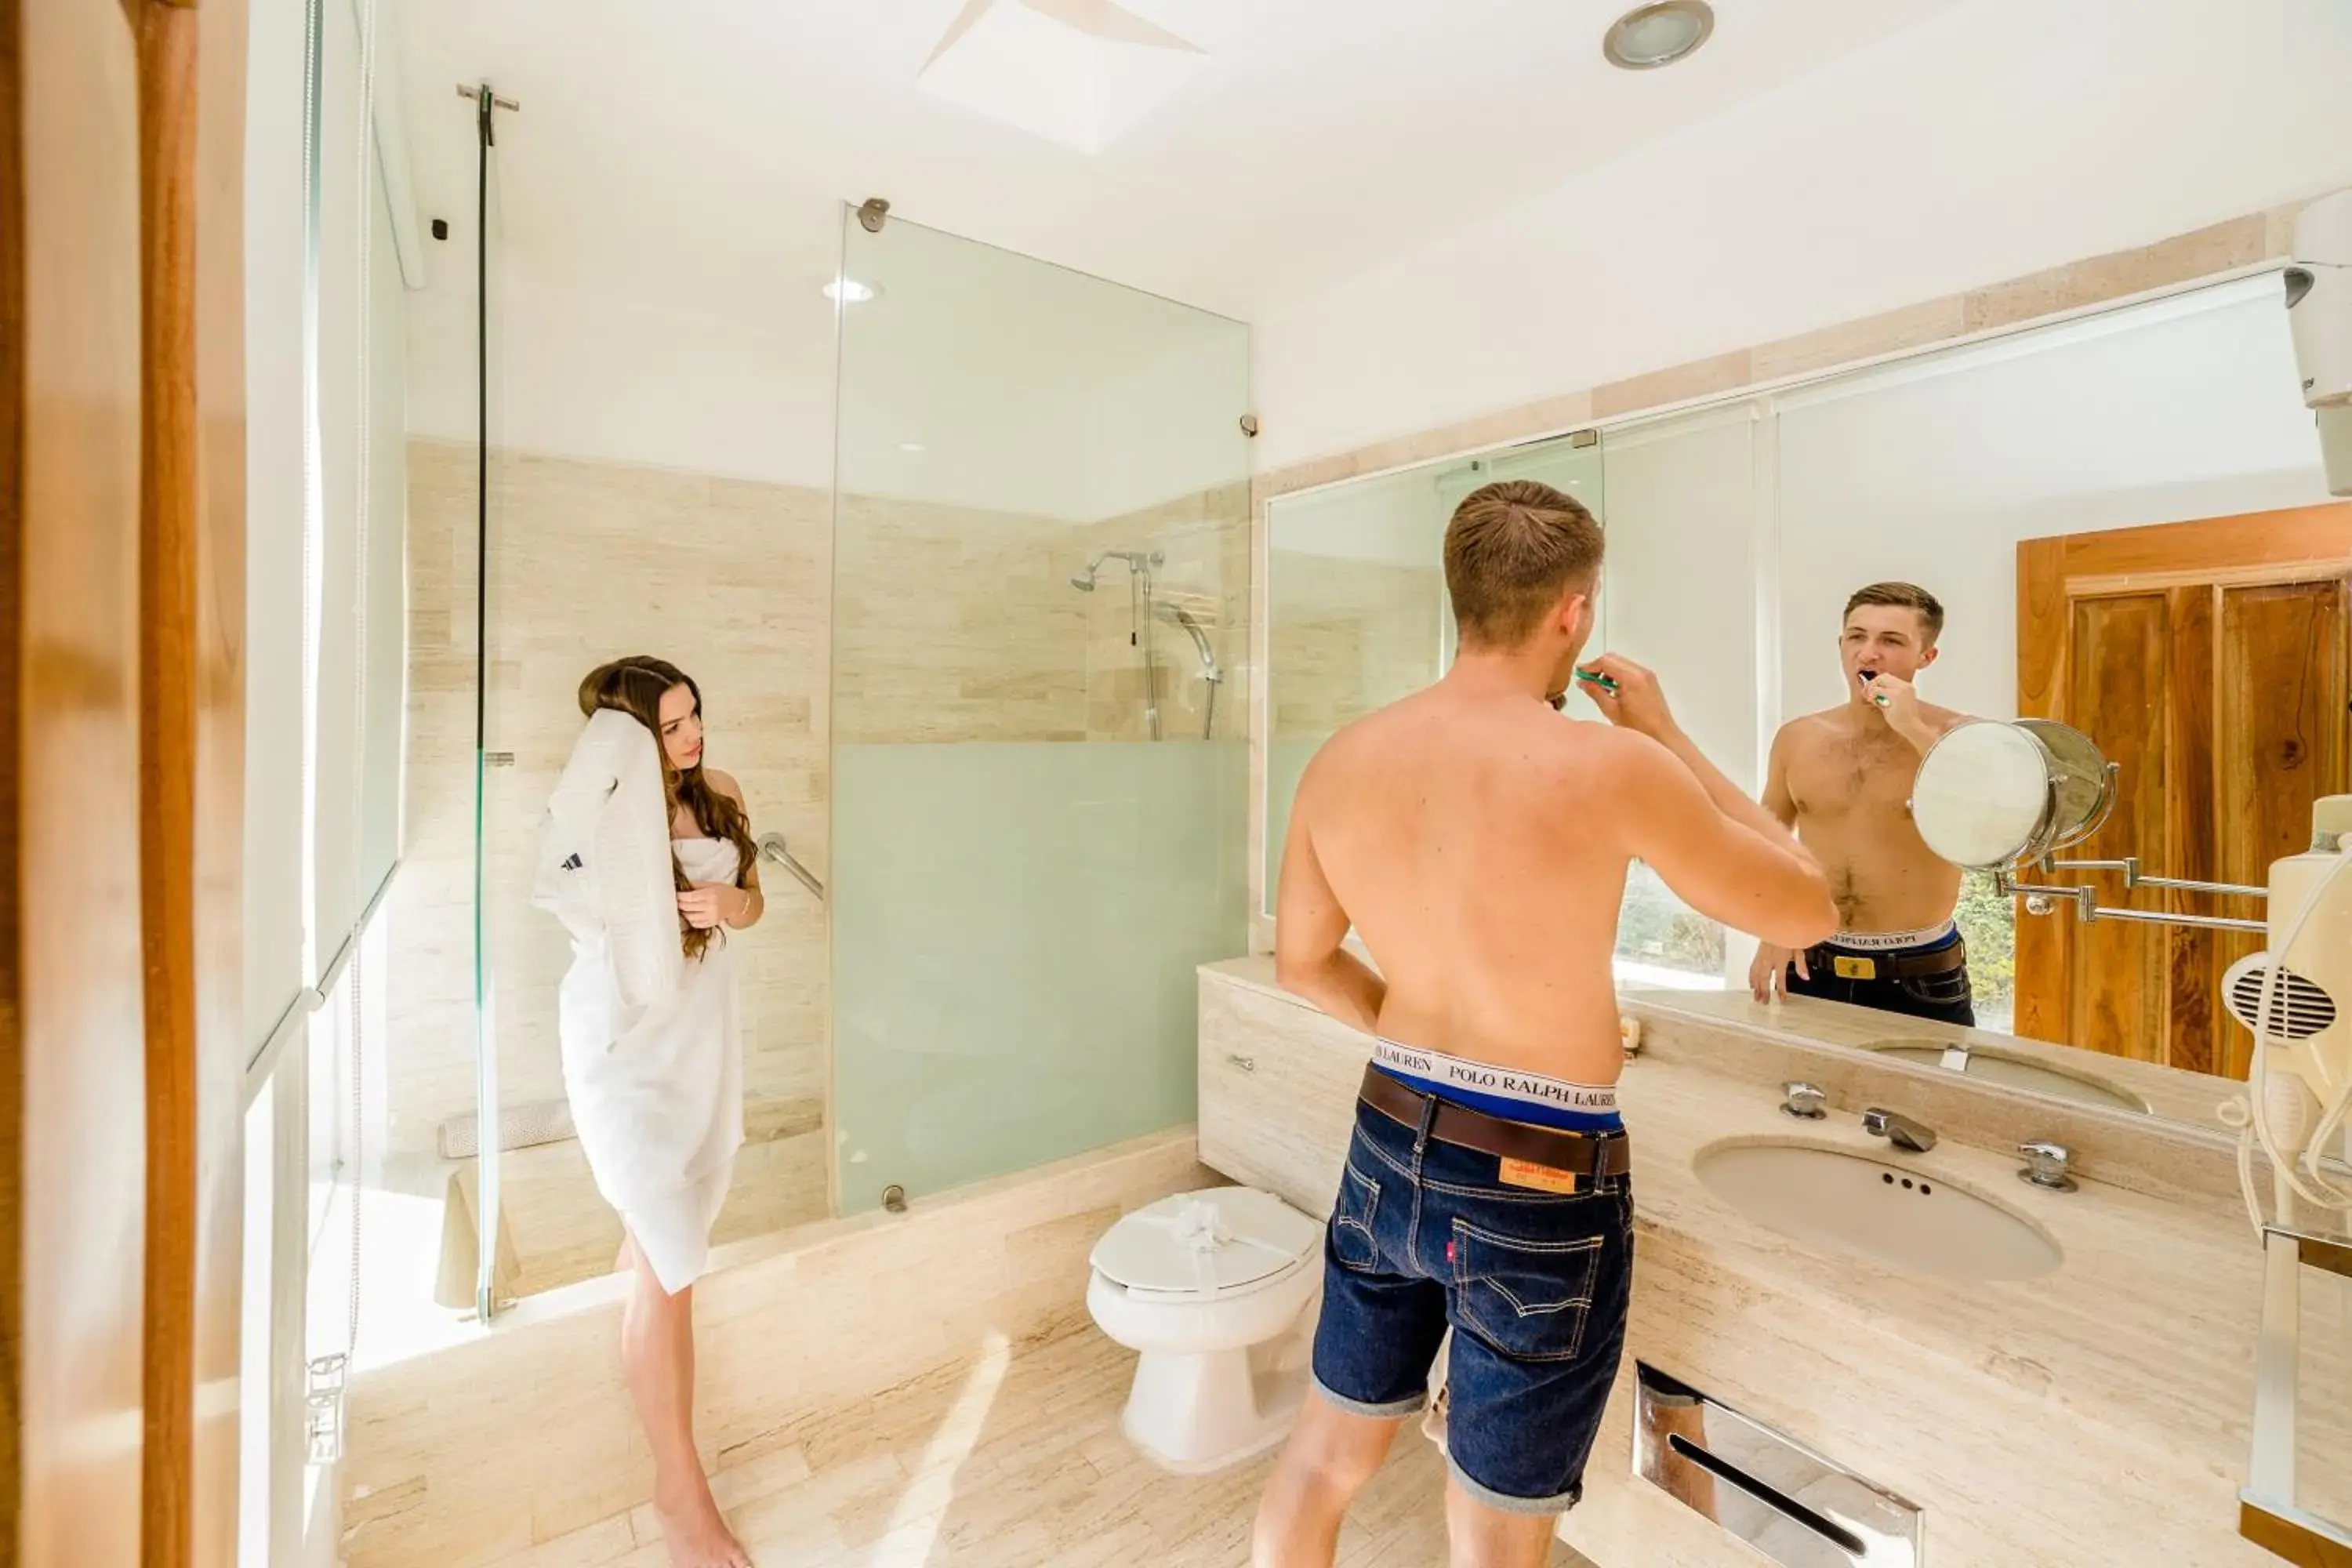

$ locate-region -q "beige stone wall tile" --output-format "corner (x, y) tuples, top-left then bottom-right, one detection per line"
(2267, 198), (2312, 258)
(1962, 215), (2267, 332)
(1592, 348), (1755, 419)
(1751, 295), (1969, 383)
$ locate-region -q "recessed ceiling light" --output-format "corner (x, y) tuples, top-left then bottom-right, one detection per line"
(1602, 1), (1715, 70)
(897, 441), (927, 453)
(824, 278), (877, 304)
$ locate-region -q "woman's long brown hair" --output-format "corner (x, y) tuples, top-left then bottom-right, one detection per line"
(577, 656), (756, 961)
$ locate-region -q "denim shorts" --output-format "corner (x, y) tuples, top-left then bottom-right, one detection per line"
(1309, 1097), (1634, 1515)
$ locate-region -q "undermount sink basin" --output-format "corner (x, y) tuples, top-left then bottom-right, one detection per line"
(1864, 1038), (2147, 1114)
(1693, 1141), (2061, 1282)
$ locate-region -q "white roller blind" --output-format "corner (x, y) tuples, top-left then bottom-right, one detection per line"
(241, 0), (310, 1058)
(1773, 274), (2331, 724)
(358, 188), (406, 904)
(310, 0), (407, 979)
(246, 0), (408, 1066)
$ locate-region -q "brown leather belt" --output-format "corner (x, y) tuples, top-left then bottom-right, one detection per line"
(1804, 936), (1967, 982)
(1357, 1065), (1632, 1178)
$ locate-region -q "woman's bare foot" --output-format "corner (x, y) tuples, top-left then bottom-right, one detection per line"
(654, 1478), (752, 1568)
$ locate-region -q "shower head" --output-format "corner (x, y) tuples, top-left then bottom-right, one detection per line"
(1070, 549), (1160, 593)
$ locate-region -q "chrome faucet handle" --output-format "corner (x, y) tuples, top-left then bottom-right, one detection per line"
(1861, 1107), (1937, 1153)
(2017, 1140), (2078, 1191)
(1780, 1081), (1827, 1120)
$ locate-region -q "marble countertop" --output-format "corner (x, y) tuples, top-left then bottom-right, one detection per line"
(1208, 954), (2241, 1133)
(1624, 984), (2245, 1136)
(1198, 957), (2310, 1566)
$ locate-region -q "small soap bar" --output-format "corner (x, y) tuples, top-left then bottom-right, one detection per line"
(1619, 1016), (1643, 1055)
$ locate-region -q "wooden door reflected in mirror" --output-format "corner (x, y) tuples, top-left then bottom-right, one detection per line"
(2016, 503), (2352, 1077)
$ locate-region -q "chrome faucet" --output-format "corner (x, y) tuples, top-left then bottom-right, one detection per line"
(1780, 1081), (1827, 1120)
(1861, 1107), (1937, 1153)
(2017, 1140), (2078, 1191)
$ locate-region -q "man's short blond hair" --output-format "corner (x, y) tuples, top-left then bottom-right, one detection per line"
(1844, 582), (1944, 644)
(1443, 480), (1604, 648)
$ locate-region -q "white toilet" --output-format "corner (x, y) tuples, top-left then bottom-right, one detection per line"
(1087, 1185), (1324, 1472)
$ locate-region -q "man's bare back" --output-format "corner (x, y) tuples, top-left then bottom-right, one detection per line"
(1256, 481), (1838, 1568)
(1770, 700), (1965, 934)
(1295, 686), (1638, 1085)
(1278, 656), (1839, 1091)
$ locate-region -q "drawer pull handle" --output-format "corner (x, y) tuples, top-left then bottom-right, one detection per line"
(1667, 1436), (1869, 1557)
(1227, 1054), (1255, 1073)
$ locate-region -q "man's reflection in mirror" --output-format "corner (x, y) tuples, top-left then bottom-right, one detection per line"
(1751, 583), (1976, 1024)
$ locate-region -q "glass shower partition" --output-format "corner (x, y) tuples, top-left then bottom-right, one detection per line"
(830, 212), (1252, 1214)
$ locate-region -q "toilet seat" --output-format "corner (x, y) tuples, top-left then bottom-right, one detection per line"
(1087, 1185), (1323, 1473)
(1091, 1188), (1322, 1301)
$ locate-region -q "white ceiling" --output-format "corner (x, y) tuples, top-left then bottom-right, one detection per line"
(390, 0), (1970, 322)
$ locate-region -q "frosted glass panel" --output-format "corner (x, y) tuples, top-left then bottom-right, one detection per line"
(832, 742), (1247, 1211)
(832, 211), (1252, 1213)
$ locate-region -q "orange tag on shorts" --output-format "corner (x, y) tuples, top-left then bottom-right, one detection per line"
(1497, 1158), (1586, 1195)
(1831, 954), (1878, 981)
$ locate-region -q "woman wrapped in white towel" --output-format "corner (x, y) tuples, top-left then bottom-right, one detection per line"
(537, 656), (762, 1568)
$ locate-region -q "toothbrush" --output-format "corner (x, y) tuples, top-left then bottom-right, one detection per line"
(1573, 670), (1619, 695)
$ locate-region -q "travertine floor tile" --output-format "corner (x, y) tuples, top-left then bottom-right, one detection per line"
(484, 1323), (1592, 1568)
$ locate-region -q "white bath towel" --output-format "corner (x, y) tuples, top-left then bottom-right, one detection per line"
(534, 708), (683, 1014)
(535, 712), (743, 1294)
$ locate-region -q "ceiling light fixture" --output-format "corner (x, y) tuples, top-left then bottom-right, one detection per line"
(1602, 1), (1715, 71)
(824, 278), (877, 304)
(897, 441), (927, 453)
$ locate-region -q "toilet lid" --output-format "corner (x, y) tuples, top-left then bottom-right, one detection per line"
(1091, 1187), (1321, 1296)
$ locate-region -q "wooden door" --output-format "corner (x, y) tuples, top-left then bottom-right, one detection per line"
(13, 4), (153, 1563)
(2017, 505), (2352, 1078)
(8, 2), (246, 1565)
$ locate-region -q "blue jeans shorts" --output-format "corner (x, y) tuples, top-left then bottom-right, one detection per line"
(1309, 1096), (1634, 1515)
(1786, 929), (1975, 1027)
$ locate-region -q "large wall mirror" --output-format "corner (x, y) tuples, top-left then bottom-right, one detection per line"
(1260, 267), (2349, 1133)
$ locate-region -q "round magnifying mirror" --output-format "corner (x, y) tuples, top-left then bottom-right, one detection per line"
(1913, 721), (2053, 869)
(2016, 718), (2116, 854)
(1912, 719), (2114, 870)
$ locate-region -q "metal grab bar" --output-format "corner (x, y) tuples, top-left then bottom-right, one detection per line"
(757, 832), (825, 901)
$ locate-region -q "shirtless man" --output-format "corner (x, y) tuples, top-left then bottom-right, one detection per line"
(1748, 583), (1974, 1024)
(1253, 481), (1836, 1568)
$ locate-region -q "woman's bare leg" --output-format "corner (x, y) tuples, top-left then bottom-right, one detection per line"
(619, 1233), (750, 1568)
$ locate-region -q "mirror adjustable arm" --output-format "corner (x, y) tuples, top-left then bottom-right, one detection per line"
(1995, 869), (2268, 934)
(2038, 854), (2267, 900)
